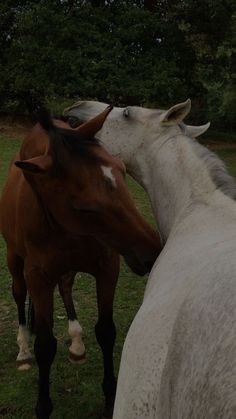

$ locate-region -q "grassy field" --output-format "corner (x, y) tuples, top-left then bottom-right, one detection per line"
(0, 133), (236, 418)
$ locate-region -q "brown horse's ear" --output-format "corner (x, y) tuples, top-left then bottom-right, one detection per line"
(15, 155), (53, 174)
(76, 105), (113, 139)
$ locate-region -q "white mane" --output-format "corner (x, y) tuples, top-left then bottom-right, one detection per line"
(192, 141), (236, 200)
(178, 123), (236, 200)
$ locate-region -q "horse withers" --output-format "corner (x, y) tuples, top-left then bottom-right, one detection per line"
(0, 107), (162, 419)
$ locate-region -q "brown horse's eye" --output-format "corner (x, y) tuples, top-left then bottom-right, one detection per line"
(73, 204), (103, 215)
(67, 116), (81, 128)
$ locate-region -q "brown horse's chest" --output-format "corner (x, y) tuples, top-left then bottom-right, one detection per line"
(24, 233), (112, 277)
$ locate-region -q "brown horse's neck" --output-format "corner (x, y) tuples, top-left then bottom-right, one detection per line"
(19, 120), (69, 231)
(24, 173), (62, 232)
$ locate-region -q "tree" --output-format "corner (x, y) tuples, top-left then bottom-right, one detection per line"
(0, 0), (235, 131)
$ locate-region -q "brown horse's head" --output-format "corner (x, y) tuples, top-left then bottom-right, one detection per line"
(15, 107), (161, 275)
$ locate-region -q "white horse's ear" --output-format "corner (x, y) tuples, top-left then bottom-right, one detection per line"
(161, 99), (191, 126)
(184, 122), (211, 138)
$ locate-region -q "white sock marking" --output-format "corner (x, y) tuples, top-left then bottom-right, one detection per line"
(16, 325), (32, 368)
(68, 320), (85, 356)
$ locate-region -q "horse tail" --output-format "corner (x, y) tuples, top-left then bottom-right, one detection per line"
(27, 297), (35, 334)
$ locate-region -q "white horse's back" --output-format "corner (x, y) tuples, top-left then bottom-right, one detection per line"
(114, 188), (236, 418)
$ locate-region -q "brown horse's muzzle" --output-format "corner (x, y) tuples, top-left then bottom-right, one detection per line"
(123, 236), (161, 276)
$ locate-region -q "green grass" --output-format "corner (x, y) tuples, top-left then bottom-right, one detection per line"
(0, 136), (155, 419)
(0, 136), (236, 418)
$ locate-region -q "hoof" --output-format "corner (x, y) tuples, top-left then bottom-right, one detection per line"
(101, 407), (113, 419)
(36, 398), (53, 419)
(68, 350), (86, 364)
(16, 357), (33, 370)
(101, 400), (115, 419)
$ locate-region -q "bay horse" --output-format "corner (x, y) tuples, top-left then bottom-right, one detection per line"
(0, 106), (162, 419)
(65, 99), (236, 418)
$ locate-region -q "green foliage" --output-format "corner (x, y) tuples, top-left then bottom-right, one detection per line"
(0, 0), (235, 131)
(171, 0), (236, 129)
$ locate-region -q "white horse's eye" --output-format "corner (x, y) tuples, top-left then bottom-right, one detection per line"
(123, 108), (129, 118)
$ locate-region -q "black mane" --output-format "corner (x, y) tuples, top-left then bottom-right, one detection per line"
(54, 114), (81, 128)
(37, 109), (100, 164)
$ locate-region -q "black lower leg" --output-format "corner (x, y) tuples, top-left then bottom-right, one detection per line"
(27, 298), (35, 334)
(34, 322), (57, 419)
(59, 272), (77, 320)
(95, 318), (117, 418)
(11, 261), (27, 327)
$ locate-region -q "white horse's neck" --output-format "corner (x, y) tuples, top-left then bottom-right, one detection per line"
(134, 133), (216, 241)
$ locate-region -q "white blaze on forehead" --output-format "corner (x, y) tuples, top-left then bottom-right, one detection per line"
(101, 165), (117, 188)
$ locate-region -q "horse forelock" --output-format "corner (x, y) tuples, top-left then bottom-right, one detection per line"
(46, 122), (101, 166)
(37, 108), (54, 132)
(35, 110), (100, 164)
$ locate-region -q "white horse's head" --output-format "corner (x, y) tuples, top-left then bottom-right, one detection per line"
(64, 100), (210, 176)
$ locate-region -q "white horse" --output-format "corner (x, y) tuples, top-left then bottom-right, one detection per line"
(64, 100), (236, 418)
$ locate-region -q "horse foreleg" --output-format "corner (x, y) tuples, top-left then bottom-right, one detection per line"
(26, 267), (57, 419)
(7, 250), (33, 370)
(59, 271), (85, 363)
(95, 254), (120, 419)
